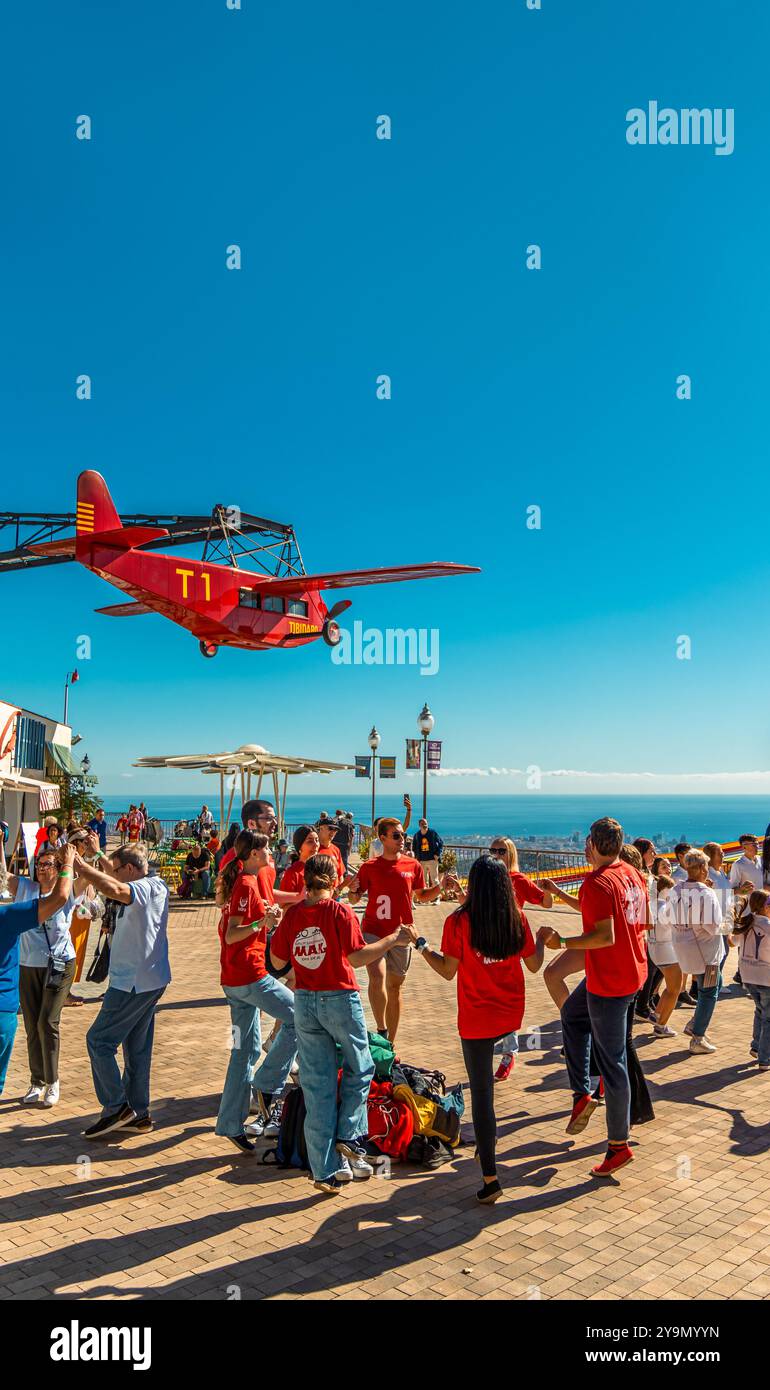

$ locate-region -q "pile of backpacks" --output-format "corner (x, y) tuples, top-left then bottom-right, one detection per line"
(263, 1031), (465, 1174)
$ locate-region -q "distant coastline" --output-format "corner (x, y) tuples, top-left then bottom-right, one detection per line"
(100, 793), (770, 852)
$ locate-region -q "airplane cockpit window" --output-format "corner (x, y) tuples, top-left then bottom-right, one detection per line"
(262, 594), (285, 613)
(287, 599), (308, 617)
(238, 588), (260, 609)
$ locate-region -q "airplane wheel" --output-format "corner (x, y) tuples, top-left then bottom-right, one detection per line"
(322, 619), (341, 647)
(199, 640), (218, 659)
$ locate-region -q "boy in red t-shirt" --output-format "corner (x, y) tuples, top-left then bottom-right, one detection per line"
(347, 817), (444, 1045)
(542, 817), (649, 1178)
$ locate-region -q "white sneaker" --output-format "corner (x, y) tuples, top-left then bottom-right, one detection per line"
(689, 1036), (717, 1055)
(41, 1081), (60, 1108)
(653, 1024), (677, 1039)
(244, 1116), (265, 1139)
(22, 1085), (43, 1105)
(336, 1140), (374, 1180)
(334, 1155), (353, 1183)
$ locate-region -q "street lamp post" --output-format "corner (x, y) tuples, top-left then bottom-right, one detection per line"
(417, 704), (434, 821)
(79, 754), (91, 822)
(367, 726), (381, 828)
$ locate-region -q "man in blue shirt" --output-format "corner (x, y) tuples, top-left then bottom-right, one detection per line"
(87, 809), (108, 852)
(72, 844), (171, 1140)
(0, 842), (78, 1095)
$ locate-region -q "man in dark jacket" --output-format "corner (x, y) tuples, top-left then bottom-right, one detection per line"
(332, 811), (355, 871)
(412, 818), (444, 887)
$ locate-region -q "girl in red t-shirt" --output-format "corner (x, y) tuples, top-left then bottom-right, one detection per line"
(213, 831), (298, 1155)
(270, 854), (412, 1195)
(411, 853), (547, 1205)
(275, 825), (321, 905)
(488, 836), (553, 1082)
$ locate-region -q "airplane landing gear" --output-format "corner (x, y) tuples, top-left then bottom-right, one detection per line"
(199, 640), (218, 659)
(322, 619), (341, 647)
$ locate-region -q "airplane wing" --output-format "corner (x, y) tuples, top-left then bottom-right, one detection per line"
(262, 562), (480, 595)
(94, 601), (154, 617)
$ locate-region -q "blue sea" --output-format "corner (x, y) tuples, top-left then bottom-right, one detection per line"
(100, 794), (770, 848)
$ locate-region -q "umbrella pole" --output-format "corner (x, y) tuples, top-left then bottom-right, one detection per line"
(219, 773), (225, 839)
(225, 776), (237, 830)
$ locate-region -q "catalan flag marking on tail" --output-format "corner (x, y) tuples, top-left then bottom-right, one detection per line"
(76, 501), (96, 533)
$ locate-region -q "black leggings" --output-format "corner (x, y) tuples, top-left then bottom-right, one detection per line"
(460, 1035), (499, 1178)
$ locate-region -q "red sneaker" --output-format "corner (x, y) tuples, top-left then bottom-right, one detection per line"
(591, 1144), (634, 1178)
(494, 1052), (515, 1082)
(566, 1092), (599, 1135)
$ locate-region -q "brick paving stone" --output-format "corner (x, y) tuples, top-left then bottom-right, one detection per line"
(2, 897), (770, 1299)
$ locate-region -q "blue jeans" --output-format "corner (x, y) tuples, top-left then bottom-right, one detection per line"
(0, 1010), (17, 1095)
(745, 983), (770, 1065)
(561, 980), (636, 1144)
(86, 986), (166, 1117)
(215, 976), (297, 1137)
(293, 989), (374, 1182)
(692, 970), (721, 1037)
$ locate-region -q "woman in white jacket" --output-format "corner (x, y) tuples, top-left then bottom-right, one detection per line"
(646, 874), (682, 1039)
(669, 849), (723, 1056)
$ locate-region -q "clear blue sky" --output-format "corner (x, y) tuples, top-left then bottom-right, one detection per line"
(2, 0), (768, 797)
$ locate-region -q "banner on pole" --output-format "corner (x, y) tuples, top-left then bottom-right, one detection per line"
(355, 756), (371, 779)
(427, 740), (442, 771)
(380, 756), (396, 779)
(405, 739), (421, 770)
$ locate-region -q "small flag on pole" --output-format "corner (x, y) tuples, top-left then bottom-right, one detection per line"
(355, 756), (371, 779)
(71, 670), (79, 684)
(405, 739), (421, 770)
(380, 756), (396, 779)
(427, 740), (442, 770)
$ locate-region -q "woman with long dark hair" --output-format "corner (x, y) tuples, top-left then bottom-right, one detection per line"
(411, 854), (547, 1204)
(214, 830), (297, 1153)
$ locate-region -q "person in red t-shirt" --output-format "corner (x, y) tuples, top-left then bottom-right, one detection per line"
(270, 854), (413, 1195)
(316, 820), (344, 890)
(542, 817), (649, 1179)
(486, 837), (554, 1082)
(213, 831), (298, 1155)
(275, 825), (321, 906)
(409, 853), (547, 1204)
(347, 817), (444, 1045)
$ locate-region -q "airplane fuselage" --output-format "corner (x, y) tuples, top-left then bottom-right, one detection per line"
(83, 543), (329, 650)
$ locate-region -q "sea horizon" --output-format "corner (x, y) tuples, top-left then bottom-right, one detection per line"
(99, 792), (770, 848)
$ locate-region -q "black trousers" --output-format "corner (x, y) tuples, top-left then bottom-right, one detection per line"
(18, 960), (77, 1086)
(460, 1035), (500, 1177)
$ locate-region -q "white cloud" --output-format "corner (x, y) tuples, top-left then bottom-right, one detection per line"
(409, 766), (770, 782)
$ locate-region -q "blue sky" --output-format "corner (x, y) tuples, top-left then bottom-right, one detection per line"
(2, 0), (768, 798)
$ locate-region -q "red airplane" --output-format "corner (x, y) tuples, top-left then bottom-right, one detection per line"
(9, 471), (479, 657)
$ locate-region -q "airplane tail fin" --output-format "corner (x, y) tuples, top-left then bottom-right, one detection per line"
(76, 471), (122, 538)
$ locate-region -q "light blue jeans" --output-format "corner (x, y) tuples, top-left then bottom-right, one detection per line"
(0, 1010), (18, 1095)
(215, 975), (297, 1137)
(745, 983), (770, 1066)
(294, 989), (374, 1182)
(692, 970), (721, 1038)
(86, 986), (166, 1117)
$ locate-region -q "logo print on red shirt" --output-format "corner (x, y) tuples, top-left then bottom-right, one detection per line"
(293, 925), (327, 970)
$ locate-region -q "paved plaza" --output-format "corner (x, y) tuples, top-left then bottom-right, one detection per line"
(2, 897), (769, 1301)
